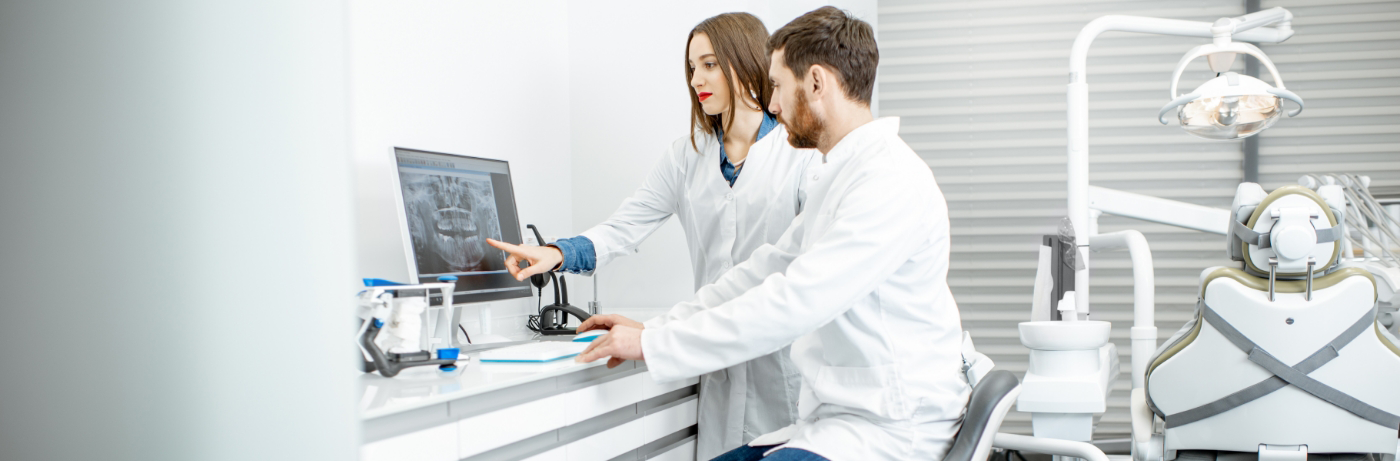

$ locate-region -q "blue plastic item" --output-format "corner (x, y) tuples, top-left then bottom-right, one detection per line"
(437, 275), (458, 282)
(437, 348), (460, 360)
(363, 278), (409, 287)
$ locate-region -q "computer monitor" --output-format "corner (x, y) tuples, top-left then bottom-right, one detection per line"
(390, 147), (533, 304)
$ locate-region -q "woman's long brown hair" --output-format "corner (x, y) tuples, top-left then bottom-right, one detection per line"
(686, 13), (773, 152)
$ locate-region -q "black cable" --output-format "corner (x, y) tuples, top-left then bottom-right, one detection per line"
(458, 324), (472, 344)
(526, 277), (545, 333)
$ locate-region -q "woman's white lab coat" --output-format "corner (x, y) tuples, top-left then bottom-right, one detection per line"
(577, 123), (819, 459)
(640, 118), (972, 461)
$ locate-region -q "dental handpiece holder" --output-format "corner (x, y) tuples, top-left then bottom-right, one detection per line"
(537, 273), (593, 335)
(357, 277), (464, 377)
(525, 223), (592, 336)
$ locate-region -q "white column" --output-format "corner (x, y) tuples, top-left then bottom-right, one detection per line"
(0, 1), (358, 459)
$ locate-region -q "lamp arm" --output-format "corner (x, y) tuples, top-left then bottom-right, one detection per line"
(1268, 87), (1305, 117)
(1069, 11), (1295, 84)
(1088, 186), (1232, 235)
(1221, 7), (1294, 39)
(1158, 93), (1199, 124)
(1166, 42), (1287, 98)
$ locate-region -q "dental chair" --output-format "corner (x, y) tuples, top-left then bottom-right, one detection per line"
(946, 369), (1021, 461)
(946, 334), (1113, 461)
(947, 334), (1023, 461)
(1137, 184), (1400, 461)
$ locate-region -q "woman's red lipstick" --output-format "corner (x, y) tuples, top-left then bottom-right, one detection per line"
(698, 92), (712, 102)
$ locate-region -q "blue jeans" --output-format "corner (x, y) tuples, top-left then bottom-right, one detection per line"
(710, 445), (830, 461)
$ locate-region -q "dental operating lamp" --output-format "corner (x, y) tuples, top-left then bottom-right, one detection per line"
(1159, 28), (1304, 140)
(1065, 7), (1302, 322)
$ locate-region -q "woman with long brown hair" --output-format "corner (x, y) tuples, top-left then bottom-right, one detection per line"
(488, 12), (815, 459)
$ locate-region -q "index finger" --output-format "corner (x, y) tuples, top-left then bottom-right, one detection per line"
(576, 316), (605, 333)
(486, 238), (519, 253)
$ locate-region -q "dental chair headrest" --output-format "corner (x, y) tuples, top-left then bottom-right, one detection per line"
(1227, 183), (1346, 279)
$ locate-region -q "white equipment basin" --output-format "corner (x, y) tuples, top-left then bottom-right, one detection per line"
(1019, 321), (1111, 351)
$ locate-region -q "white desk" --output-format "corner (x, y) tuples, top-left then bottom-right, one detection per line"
(360, 325), (698, 461)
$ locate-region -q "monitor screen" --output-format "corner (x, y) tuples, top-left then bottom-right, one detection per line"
(392, 147), (533, 304)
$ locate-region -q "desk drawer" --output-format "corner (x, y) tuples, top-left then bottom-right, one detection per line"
(563, 370), (697, 426)
(521, 446), (568, 461)
(361, 422), (456, 461)
(642, 373), (698, 398)
(564, 373), (644, 425)
(566, 397), (698, 461)
(649, 439), (697, 461)
(458, 393), (570, 458)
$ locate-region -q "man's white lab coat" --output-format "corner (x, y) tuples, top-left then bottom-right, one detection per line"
(641, 117), (971, 461)
(578, 124), (819, 459)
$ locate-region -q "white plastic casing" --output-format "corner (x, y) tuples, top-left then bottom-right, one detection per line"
(1245, 195), (1336, 274)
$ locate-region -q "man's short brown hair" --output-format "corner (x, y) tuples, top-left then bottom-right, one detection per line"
(767, 6), (878, 105)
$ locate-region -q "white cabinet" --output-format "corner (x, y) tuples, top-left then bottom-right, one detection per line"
(641, 373), (696, 398)
(361, 422), (457, 461)
(566, 398), (698, 461)
(649, 440), (698, 461)
(522, 446), (568, 461)
(361, 364), (698, 461)
(564, 373), (645, 425)
(458, 393), (571, 458)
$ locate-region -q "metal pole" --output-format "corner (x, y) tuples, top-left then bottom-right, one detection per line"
(1242, 0), (1262, 184)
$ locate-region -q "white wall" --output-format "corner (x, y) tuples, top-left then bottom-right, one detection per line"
(0, 2), (358, 459)
(349, 1), (573, 337)
(568, 0), (878, 311)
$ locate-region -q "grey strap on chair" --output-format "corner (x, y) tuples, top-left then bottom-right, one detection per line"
(1230, 219), (1341, 250)
(1163, 305), (1399, 429)
(1247, 348), (1400, 428)
(1314, 225), (1344, 244)
(1232, 220), (1272, 248)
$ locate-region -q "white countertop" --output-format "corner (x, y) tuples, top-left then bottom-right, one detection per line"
(358, 348), (609, 420)
(357, 307), (671, 421)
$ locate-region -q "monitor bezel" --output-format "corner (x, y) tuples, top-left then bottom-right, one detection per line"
(387, 146), (532, 305)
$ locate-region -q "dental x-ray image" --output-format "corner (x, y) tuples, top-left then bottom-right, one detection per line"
(400, 172), (506, 275)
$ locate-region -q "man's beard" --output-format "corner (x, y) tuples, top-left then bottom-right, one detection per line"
(781, 90), (824, 149)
